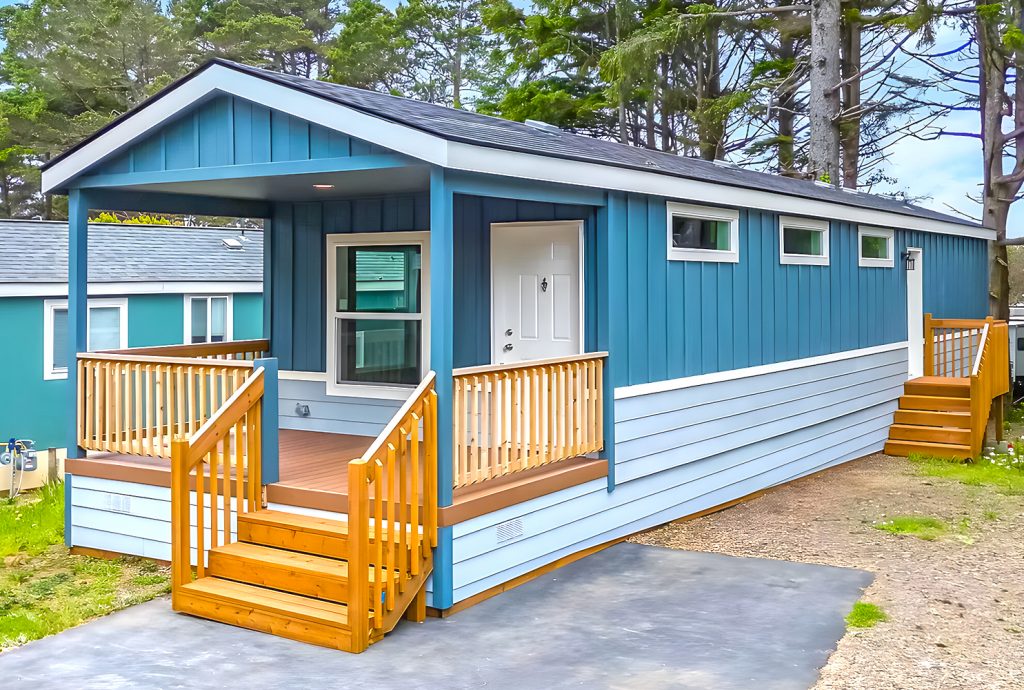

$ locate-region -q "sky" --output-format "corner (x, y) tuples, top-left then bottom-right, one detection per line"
(0, 0), (1001, 234)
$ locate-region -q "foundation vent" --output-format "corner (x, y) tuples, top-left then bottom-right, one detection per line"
(106, 494), (131, 514)
(496, 517), (524, 544)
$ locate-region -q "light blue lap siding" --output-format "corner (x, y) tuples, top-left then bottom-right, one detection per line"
(278, 379), (401, 437)
(447, 346), (905, 603)
(612, 194), (988, 387)
(85, 95), (388, 177)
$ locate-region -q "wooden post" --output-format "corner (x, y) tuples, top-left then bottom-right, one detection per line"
(170, 438), (190, 600)
(47, 448), (59, 484)
(923, 312), (934, 377)
(995, 395), (1005, 444)
(347, 461), (370, 652)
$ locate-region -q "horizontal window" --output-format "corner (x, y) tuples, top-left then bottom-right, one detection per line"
(186, 295), (232, 344)
(779, 216), (829, 266)
(666, 202), (739, 263)
(44, 298), (128, 380)
(858, 226), (894, 268)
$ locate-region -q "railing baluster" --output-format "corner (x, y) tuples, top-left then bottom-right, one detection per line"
(409, 413), (421, 577)
(373, 460), (384, 629)
(386, 443), (398, 611)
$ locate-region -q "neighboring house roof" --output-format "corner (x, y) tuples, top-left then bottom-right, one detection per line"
(0, 219), (262, 295)
(43, 59), (984, 237)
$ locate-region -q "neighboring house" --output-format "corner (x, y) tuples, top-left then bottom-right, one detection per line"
(0, 220), (263, 452)
(39, 59), (1002, 652)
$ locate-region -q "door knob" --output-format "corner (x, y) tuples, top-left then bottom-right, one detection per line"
(503, 343), (514, 352)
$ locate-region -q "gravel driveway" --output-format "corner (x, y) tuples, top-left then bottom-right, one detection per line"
(631, 453), (1024, 690)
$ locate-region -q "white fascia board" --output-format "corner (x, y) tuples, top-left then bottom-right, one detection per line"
(445, 141), (994, 241)
(0, 281), (263, 298)
(42, 64), (447, 193)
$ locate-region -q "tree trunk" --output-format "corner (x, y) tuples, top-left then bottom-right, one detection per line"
(808, 0), (842, 184)
(840, 2), (861, 189)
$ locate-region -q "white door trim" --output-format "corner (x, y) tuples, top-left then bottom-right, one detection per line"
(906, 246), (924, 379)
(489, 220), (585, 365)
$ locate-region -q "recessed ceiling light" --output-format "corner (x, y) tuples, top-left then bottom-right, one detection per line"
(313, 183), (334, 190)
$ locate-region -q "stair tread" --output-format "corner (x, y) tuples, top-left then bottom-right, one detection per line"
(911, 376), (970, 386)
(885, 439), (971, 451)
(211, 542), (348, 576)
(239, 510), (349, 538)
(889, 423), (970, 432)
(181, 577), (356, 626)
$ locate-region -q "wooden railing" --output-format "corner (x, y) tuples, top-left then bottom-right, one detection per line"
(968, 318), (1010, 457)
(347, 371), (438, 652)
(452, 352), (606, 488)
(104, 339), (269, 360)
(170, 368), (264, 593)
(77, 353), (256, 458)
(924, 314), (987, 378)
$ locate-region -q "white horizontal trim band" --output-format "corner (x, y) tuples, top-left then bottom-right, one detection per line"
(0, 281), (262, 298)
(614, 341), (910, 399)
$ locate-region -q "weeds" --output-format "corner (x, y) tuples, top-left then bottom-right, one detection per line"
(846, 601), (888, 629)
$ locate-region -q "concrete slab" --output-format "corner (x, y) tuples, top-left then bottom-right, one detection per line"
(0, 543), (872, 690)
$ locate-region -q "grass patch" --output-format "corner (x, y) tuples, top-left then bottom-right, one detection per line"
(874, 515), (948, 541)
(846, 601), (888, 629)
(0, 481), (64, 558)
(0, 483), (170, 650)
(910, 454), (1024, 496)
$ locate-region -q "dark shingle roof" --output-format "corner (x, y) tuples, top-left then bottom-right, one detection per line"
(0, 219), (263, 284)
(44, 58), (981, 231)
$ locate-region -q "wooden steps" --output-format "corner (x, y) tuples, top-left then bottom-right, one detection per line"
(885, 377), (974, 459)
(173, 509), (427, 652)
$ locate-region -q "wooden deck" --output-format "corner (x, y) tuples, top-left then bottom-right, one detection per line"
(67, 428), (608, 520)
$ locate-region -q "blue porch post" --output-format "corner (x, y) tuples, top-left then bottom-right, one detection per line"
(254, 357), (279, 486)
(66, 189), (90, 460)
(429, 166), (455, 609)
(600, 192), (627, 493)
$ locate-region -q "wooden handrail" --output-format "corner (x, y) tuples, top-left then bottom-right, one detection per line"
(923, 313), (988, 378)
(968, 318), (1010, 457)
(170, 366), (264, 594)
(453, 353), (606, 488)
(103, 339), (269, 360)
(79, 352), (255, 368)
(347, 372), (438, 652)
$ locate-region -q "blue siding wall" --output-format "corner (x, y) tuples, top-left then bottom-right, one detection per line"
(610, 193), (988, 387)
(270, 195), (430, 371)
(85, 95), (389, 177)
(453, 195), (598, 368)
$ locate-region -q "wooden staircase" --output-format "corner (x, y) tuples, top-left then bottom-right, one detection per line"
(884, 377), (973, 459)
(173, 510), (428, 651)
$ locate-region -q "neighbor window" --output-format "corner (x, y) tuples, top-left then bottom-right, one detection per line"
(44, 298), (128, 380)
(779, 216), (830, 266)
(186, 295), (232, 343)
(666, 202), (740, 263)
(858, 226), (894, 268)
(326, 232), (429, 394)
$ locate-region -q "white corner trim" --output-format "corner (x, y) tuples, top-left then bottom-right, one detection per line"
(0, 281), (262, 298)
(614, 341), (910, 399)
(779, 215), (830, 266)
(858, 225), (895, 268)
(665, 202), (740, 264)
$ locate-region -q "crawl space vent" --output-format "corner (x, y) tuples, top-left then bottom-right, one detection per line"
(106, 494), (131, 514)
(496, 518), (524, 543)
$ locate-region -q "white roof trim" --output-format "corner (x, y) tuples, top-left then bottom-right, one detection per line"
(42, 63), (993, 241)
(0, 281), (262, 298)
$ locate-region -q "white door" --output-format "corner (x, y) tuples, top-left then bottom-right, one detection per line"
(491, 221), (583, 365)
(906, 247), (924, 378)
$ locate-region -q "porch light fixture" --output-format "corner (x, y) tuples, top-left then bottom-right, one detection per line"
(902, 250), (915, 271)
(312, 183), (335, 190)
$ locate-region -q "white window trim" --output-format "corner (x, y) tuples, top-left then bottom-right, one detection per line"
(43, 297), (128, 381)
(857, 225), (895, 268)
(184, 294), (234, 344)
(666, 202), (740, 263)
(779, 215), (830, 266)
(325, 231), (430, 398)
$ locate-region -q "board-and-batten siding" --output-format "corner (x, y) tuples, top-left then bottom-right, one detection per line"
(608, 192), (988, 387)
(86, 95), (389, 177)
(278, 378), (401, 436)
(448, 345), (906, 603)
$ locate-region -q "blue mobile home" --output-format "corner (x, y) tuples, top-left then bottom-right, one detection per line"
(0, 220), (263, 458)
(41, 59), (997, 651)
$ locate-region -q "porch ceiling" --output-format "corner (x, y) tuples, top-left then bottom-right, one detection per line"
(99, 165), (430, 203)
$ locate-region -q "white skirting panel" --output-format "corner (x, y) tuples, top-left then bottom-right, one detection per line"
(449, 345), (908, 604)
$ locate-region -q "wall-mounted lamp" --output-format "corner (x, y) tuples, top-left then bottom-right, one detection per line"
(902, 250), (916, 271)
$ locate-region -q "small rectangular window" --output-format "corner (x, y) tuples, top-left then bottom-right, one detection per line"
(858, 226), (894, 268)
(44, 298), (127, 380)
(779, 216), (829, 266)
(185, 295), (232, 344)
(666, 202), (739, 263)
